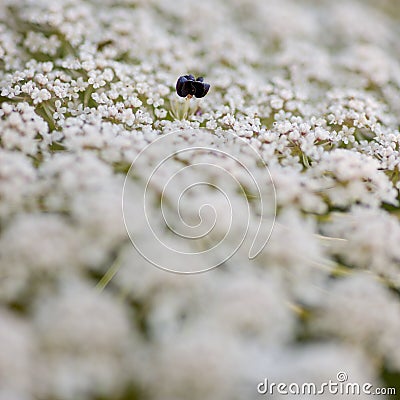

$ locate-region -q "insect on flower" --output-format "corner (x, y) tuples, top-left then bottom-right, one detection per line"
(176, 75), (210, 98)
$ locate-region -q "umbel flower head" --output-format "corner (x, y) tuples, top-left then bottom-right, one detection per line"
(176, 75), (210, 98)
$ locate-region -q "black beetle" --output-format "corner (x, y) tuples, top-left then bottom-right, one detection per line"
(176, 75), (210, 98)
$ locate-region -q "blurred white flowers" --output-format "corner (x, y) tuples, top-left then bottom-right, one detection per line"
(1, 0), (400, 398)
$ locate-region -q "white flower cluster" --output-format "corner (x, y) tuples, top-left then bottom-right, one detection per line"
(1, 0), (400, 399)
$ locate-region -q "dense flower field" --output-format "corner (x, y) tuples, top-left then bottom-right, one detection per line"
(1, 0), (400, 399)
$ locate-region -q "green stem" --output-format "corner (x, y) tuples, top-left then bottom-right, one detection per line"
(95, 253), (122, 292)
(41, 102), (56, 131)
(84, 86), (94, 108)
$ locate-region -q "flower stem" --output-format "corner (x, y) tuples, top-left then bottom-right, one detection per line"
(95, 253), (122, 292)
